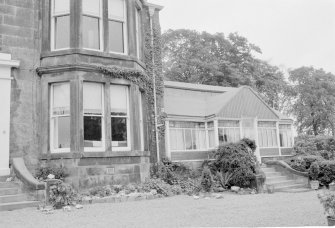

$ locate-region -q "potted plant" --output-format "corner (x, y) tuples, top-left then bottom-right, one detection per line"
(318, 191), (335, 226)
(309, 162), (320, 190)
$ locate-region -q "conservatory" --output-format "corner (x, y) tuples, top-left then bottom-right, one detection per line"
(163, 81), (294, 163)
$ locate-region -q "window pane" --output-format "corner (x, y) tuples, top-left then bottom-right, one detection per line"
(169, 121), (205, 129)
(110, 85), (128, 115)
(170, 129), (184, 151)
(258, 121), (276, 128)
(219, 120), (239, 127)
(219, 128), (240, 144)
(193, 130), (206, 150)
(82, 0), (101, 16)
(83, 16), (100, 50)
(109, 20), (124, 53)
(55, 15), (70, 49)
(53, 83), (70, 115)
(83, 83), (102, 115)
(108, 0), (125, 19)
(185, 129), (192, 150)
(53, 116), (70, 149)
(54, 0), (70, 14)
(207, 121), (214, 128)
(84, 116), (102, 147)
(208, 129), (215, 148)
(111, 117), (127, 147)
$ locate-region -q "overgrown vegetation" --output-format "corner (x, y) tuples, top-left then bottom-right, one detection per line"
(49, 182), (78, 208)
(35, 165), (69, 181)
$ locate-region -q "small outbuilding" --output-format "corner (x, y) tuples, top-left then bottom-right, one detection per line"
(163, 81), (294, 164)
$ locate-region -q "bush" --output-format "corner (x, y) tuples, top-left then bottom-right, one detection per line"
(49, 182), (78, 208)
(318, 191), (335, 218)
(293, 135), (335, 159)
(309, 162), (320, 181)
(241, 138), (257, 152)
(35, 165), (69, 180)
(209, 139), (257, 187)
(318, 161), (335, 187)
(141, 178), (174, 196)
(89, 185), (113, 197)
(200, 167), (213, 192)
(286, 155), (325, 172)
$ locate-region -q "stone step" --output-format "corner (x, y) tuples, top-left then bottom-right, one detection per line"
(266, 180), (297, 188)
(262, 171), (282, 177)
(0, 201), (39, 211)
(279, 188), (312, 193)
(0, 194), (27, 204)
(0, 182), (19, 189)
(0, 176), (11, 182)
(274, 183), (307, 192)
(261, 167), (276, 172)
(265, 176), (288, 183)
(0, 188), (19, 196)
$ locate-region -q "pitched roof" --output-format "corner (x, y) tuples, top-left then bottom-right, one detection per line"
(164, 81), (292, 121)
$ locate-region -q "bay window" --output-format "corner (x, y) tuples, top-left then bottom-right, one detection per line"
(82, 0), (103, 50)
(218, 120), (240, 144)
(279, 124), (293, 148)
(258, 121), (278, 148)
(169, 121), (206, 151)
(108, 0), (127, 53)
(135, 7), (141, 58)
(51, 0), (70, 50)
(110, 85), (130, 149)
(50, 83), (71, 152)
(83, 82), (105, 151)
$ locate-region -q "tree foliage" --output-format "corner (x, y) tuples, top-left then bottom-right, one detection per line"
(162, 29), (289, 110)
(288, 67), (335, 136)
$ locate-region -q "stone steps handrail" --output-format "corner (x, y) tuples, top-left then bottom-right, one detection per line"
(12, 157), (45, 190)
(265, 160), (309, 177)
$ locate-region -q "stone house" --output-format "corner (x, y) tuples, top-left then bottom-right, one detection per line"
(0, 0), (165, 189)
(164, 81), (294, 165)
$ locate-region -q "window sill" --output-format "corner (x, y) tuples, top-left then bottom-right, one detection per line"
(40, 48), (146, 69)
(40, 150), (150, 160)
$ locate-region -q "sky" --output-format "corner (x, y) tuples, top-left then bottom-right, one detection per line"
(153, 0), (335, 75)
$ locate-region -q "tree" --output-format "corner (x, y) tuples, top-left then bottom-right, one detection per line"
(162, 29), (289, 110)
(288, 67), (335, 136)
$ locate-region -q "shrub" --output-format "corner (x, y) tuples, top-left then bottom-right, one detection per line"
(318, 161), (335, 187)
(35, 165), (69, 180)
(293, 135), (335, 159)
(241, 138), (257, 152)
(49, 182), (78, 208)
(286, 155), (325, 172)
(209, 140), (257, 187)
(141, 178), (173, 196)
(309, 162), (320, 181)
(318, 191), (335, 218)
(200, 167), (213, 192)
(89, 185), (113, 197)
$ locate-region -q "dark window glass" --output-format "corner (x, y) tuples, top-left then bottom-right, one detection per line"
(109, 20), (124, 53)
(83, 16), (100, 50)
(84, 116), (102, 147)
(111, 117), (127, 147)
(55, 15), (70, 49)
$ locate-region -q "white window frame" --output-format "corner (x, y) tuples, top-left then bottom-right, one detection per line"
(50, 83), (71, 153)
(111, 85), (131, 151)
(108, 0), (128, 55)
(169, 121), (207, 152)
(257, 121), (278, 148)
(50, 0), (70, 51)
(82, 0), (104, 52)
(218, 120), (241, 144)
(83, 82), (105, 152)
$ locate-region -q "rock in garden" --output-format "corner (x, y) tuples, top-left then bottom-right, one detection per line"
(63, 206), (71, 212)
(150, 189), (157, 195)
(193, 195), (200, 200)
(215, 194), (224, 199)
(47, 174), (55, 179)
(6, 177), (13, 182)
(231, 186), (240, 192)
(75, 204), (83, 209)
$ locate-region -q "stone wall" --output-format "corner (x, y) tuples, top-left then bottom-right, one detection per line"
(0, 0), (41, 169)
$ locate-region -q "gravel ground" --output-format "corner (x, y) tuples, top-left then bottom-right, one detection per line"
(0, 191), (326, 228)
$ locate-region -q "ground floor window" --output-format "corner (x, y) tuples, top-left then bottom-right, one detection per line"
(279, 124), (293, 147)
(50, 82), (71, 152)
(218, 120), (240, 144)
(169, 121), (206, 151)
(207, 121), (215, 148)
(49, 80), (139, 153)
(258, 121), (277, 147)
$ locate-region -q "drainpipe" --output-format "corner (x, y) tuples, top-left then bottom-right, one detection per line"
(148, 6), (160, 162)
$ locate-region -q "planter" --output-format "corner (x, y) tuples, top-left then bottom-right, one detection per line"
(310, 180), (320, 190)
(329, 184), (335, 191)
(266, 185), (274, 194)
(327, 216), (335, 226)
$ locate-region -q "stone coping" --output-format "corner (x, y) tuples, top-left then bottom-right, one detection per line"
(265, 160), (309, 177)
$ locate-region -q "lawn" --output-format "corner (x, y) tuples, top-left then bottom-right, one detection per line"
(0, 191), (326, 228)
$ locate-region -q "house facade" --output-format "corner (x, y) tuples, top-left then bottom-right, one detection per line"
(0, 0), (165, 188)
(164, 81), (294, 164)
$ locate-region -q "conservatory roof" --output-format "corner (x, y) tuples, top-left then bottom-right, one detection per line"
(164, 81), (292, 121)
